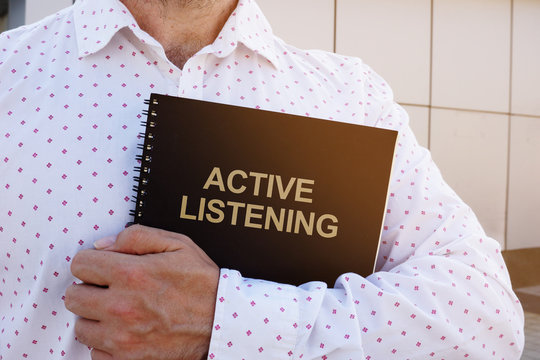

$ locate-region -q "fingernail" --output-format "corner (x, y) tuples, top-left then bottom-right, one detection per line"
(94, 235), (116, 250)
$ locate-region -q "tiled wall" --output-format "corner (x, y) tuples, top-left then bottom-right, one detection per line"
(13, 0), (540, 250)
(258, 0), (540, 251)
(21, 0), (72, 25)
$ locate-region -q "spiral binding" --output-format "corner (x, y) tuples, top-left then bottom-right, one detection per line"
(131, 95), (159, 223)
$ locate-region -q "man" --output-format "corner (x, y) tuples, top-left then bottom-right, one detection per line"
(0, 0), (524, 359)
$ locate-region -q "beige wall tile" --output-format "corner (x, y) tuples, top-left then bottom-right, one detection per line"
(257, 0), (335, 52)
(432, 0), (511, 113)
(25, 0), (73, 24)
(430, 108), (508, 247)
(507, 116), (540, 250)
(512, 0), (540, 117)
(402, 105), (430, 149)
(336, 0), (431, 105)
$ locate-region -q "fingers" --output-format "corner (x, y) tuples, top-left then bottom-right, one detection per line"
(65, 283), (108, 321)
(90, 348), (113, 360)
(71, 249), (131, 285)
(113, 224), (190, 255)
(74, 318), (111, 353)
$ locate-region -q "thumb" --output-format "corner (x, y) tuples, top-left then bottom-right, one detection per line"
(94, 224), (185, 255)
(93, 235), (117, 250)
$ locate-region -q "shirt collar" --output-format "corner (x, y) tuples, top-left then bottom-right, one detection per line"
(73, 0), (279, 68)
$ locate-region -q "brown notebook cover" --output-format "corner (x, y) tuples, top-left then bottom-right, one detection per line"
(132, 93), (397, 285)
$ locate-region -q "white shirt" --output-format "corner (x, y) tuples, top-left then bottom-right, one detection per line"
(0, 0), (524, 359)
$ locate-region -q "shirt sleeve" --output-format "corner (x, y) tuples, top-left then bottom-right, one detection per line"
(206, 65), (525, 360)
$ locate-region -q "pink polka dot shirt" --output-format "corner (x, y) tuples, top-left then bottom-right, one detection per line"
(0, 0), (524, 359)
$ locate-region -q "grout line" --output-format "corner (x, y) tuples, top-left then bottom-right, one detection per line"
(400, 103), (432, 108)
(504, 112), (540, 119)
(333, 0), (337, 53)
(428, 0), (434, 150)
(505, 114), (511, 251)
(399, 103), (540, 119)
(505, 112), (540, 119)
(504, 0), (515, 251)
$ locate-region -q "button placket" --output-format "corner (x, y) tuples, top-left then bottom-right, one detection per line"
(136, 40), (181, 96)
(177, 54), (209, 99)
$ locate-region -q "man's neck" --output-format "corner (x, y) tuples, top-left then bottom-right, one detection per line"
(121, 0), (238, 69)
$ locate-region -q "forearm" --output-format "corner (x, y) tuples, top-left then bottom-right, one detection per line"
(209, 240), (522, 360)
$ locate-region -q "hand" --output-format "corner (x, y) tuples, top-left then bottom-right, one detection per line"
(65, 225), (220, 360)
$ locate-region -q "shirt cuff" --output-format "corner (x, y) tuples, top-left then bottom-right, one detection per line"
(208, 268), (301, 359)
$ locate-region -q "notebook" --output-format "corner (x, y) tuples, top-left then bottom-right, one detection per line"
(132, 93), (397, 285)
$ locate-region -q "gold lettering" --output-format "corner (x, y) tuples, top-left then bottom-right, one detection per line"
(276, 175), (296, 200)
(266, 174), (275, 198)
(245, 204), (264, 229)
(285, 208), (295, 233)
(203, 167), (225, 192)
(206, 199), (225, 223)
(179, 195), (196, 220)
(316, 214), (338, 238)
(249, 171), (268, 196)
(295, 178), (314, 203)
(294, 211), (315, 235)
(227, 170), (248, 194)
(227, 201), (245, 225)
(264, 207), (285, 231)
(197, 197), (206, 221)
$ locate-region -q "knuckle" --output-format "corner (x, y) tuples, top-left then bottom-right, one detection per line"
(109, 299), (136, 320)
(120, 224), (149, 254)
(123, 224), (145, 242)
(111, 329), (136, 352)
(109, 260), (124, 276)
(115, 262), (146, 285)
(178, 232), (194, 246)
